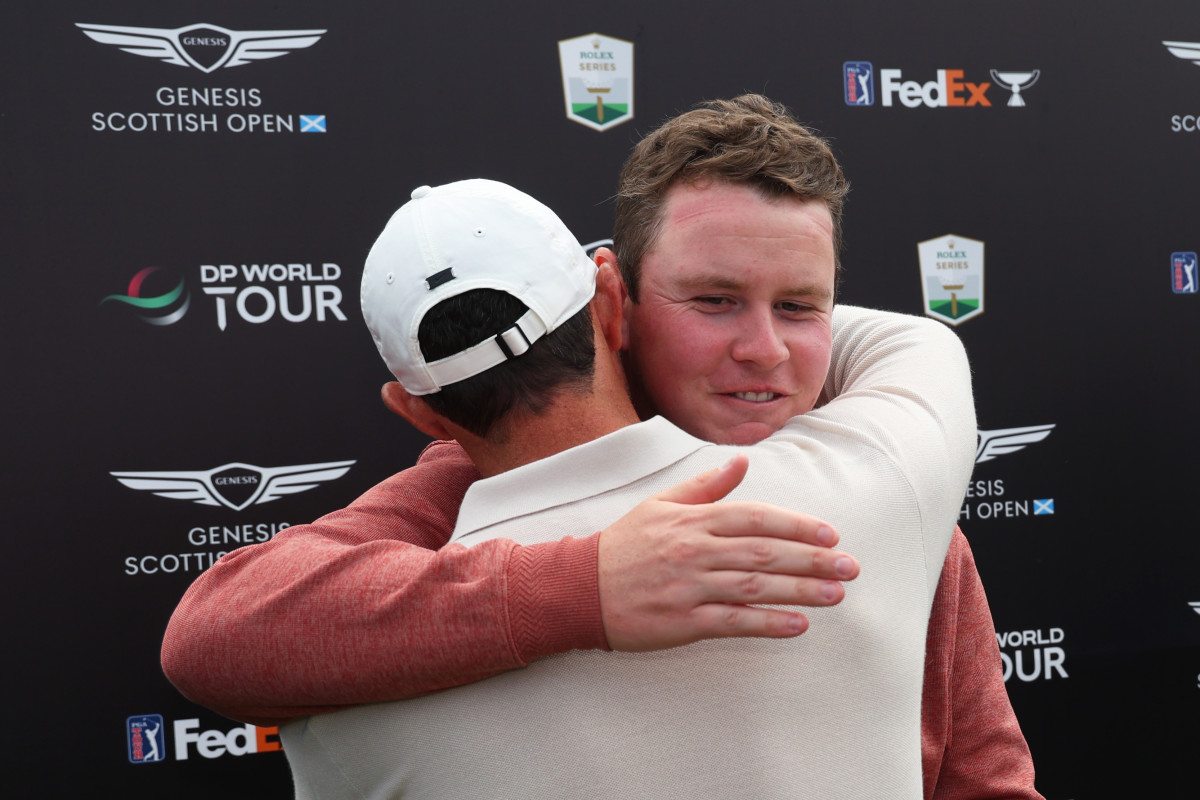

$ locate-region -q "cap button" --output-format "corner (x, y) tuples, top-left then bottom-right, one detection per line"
(411, 185), (432, 199)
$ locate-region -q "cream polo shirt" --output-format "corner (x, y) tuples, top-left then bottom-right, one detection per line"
(281, 306), (976, 800)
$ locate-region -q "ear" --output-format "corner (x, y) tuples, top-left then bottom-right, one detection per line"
(380, 381), (455, 440)
(594, 247), (631, 351)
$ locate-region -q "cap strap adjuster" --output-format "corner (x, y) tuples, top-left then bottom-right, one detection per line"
(424, 309), (547, 389)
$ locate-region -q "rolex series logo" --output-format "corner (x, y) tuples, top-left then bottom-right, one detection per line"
(557, 33), (634, 131)
(917, 234), (985, 325)
(76, 23), (326, 73)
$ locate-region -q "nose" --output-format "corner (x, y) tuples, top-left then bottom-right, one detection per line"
(730, 308), (789, 369)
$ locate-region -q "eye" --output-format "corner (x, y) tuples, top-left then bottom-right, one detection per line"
(776, 300), (816, 318)
(690, 295), (738, 313)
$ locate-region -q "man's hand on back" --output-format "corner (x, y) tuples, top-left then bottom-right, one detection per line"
(597, 453), (859, 651)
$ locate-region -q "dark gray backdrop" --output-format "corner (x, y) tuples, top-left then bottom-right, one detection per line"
(4, 2), (1197, 796)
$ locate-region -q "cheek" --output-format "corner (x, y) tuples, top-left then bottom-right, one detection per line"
(789, 328), (833, 370)
(635, 310), (717, 370)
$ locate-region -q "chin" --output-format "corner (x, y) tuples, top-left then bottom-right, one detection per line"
(715, 423), (775, 446)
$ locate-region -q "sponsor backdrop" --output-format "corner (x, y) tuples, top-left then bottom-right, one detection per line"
(4, 1), (1197, 795)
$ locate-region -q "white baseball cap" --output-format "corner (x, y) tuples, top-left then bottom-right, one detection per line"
(360, 179), (598, 395)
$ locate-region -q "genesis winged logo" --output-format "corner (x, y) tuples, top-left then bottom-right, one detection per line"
(76, 23), (326, 73)
(1163, 40), (1200, 67)
(975, 424), (1056, 464)
(111, 460), (354, 511)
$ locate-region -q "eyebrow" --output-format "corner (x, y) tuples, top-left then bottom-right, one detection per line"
(676, 273), (833, 302)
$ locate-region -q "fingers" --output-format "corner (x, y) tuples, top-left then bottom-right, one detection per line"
(699, 500), (840, 548)
(652, 454), (750, 506)
(702, 571), (848, 607)
(695, 536), (859, 581)
(688, 605), (812, 639)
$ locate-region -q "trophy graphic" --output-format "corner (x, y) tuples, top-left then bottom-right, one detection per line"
(585, 80), (612, 123)
(989, 70), (1040, 107)
(941, 281), (966, 319)
(583, 37), (613, 123)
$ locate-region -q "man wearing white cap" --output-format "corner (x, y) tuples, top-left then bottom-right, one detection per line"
(274, 176), (974, 798)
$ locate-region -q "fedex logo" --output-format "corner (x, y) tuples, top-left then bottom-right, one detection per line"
(880, 69), (991, 107)
(173, 718), (282, 760)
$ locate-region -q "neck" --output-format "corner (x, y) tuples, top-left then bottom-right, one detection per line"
(456, 334), (639, 477)
(468, 398), (638, 479)
(450, 286), (638, 477)
(461, 388), (638, 478)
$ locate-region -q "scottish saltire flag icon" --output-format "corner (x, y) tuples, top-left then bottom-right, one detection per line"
(844, 62), (874, 105)
(1033, 499), (1055, 515)
(300, 115), (326, 132)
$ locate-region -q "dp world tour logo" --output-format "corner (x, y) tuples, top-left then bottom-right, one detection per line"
(111, 460), (354, 511)
(558, 33), (634, 131)
(76, 23), (325, 73)
(101, 267), (190, 325)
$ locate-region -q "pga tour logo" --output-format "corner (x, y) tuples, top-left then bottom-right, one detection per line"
(844, 62), (874, 105)
(127, 715), (166, 764)
(1172, 251), (1197, 294)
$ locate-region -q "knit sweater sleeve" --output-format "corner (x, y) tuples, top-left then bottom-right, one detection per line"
(161, 440), (607, 726)
(809, 305), (977, 601)
(922, 529), (1043, 800)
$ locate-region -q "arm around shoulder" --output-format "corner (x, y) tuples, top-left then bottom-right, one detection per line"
(161, 441), (606, 725)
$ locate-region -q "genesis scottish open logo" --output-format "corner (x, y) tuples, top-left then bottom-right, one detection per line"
(1163, 41), (1200, 132)
(962, 424), (1057, 522)
(111, 460), (354, 511)
(76, 23), (325, 73)
(976, 424), (1056, 464)
(79, 23), (329, 135)
(101, 267), (190, 325)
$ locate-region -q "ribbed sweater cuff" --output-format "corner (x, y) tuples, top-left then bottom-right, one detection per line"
(506, 533), (608, 664)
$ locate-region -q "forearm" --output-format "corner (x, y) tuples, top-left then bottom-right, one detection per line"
(162, 527), (603, 725)
(812, 305), (977, 596)
(160, 441), (607, 725)
(924, 531), (1042, 800)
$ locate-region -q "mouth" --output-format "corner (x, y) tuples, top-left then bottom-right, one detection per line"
(731, 391), (780, 403)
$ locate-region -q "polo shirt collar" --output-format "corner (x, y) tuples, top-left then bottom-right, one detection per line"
(454, 416), (706, 540)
